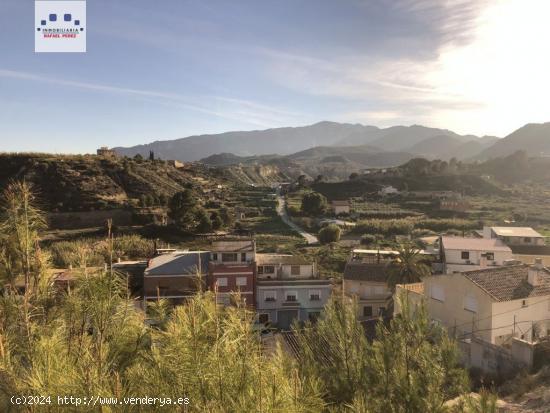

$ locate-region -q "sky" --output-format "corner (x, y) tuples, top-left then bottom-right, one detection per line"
(1, 0), (549, 153)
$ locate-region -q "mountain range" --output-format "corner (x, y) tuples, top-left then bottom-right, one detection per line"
(113, 121), (550, 167)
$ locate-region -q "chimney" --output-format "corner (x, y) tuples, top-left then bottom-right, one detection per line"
(483, 226), (492, 239)
(534, 257), (544, 269)
(528, 262), (542, 287)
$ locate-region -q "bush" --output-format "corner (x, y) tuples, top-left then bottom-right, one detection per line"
(301, 192), (327, 216)
(355, 218), (414, 236)
(319, 224), (341, 244)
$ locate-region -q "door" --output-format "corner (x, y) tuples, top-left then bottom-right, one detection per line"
(277, 310), (299, 330)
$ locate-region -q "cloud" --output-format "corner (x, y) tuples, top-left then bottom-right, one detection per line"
(0, 69), (300, 128)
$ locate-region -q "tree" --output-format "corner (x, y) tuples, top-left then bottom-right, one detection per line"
(295, 296), (468, 410)
(210, 211), (223, 230)
(149, 150), (155, 161)
(0, 181), (47, 292)
(349, 172), (359, 181)
(219, 207), (234, 228)
(387, 243), (431, 289)
(196, 208), (213, 233)
(168, 189), (199, 231)
(297, 175), (308, 187)
(133, 153), (143, 161)
(314, 175), (325, 184)
(301, 192), (327, 216)
(318, 224), (341, 244)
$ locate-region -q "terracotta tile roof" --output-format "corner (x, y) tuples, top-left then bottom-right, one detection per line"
(462, 264), (550, 302)
(343, 262), (391, 283)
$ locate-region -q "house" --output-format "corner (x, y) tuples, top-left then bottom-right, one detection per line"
(143, 251), (209, 303)
(418, 260), (550, 345)
(483, 226), (546, 246)
(378, 185), (399, 196)
(343, 262), (392, 320)
(255, 254), (333, 329)
(508, 245), (550, 266)
(207, 239), (256, 307)
(318, 218), (356, 229)
(96, 146), (116, 157)
(331, 200), (351, 215)
(439, 236), (513, 274)
(167, 160), (184, 168)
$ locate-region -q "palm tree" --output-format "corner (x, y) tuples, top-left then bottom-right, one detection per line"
(387, 243), (431, 289)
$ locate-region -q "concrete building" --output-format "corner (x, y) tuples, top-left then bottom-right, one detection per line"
(330, 200), (351, 215)
(255, 254), (332, 329)
(440, 236), (513, 274)
(343, 262), (392, 319)
(143, 251), (209, 303)
(483, 226), (546, 246)
(402, 261), (550, 345)
(208, 239), (257, 308)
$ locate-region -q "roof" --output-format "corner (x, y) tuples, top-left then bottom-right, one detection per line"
(441, 237), (512, 252)
(343, 262), (391, 283)
(352, 249), (399, 255)
(211, 239), (255, 252)
(462, 264), (550, 301)
(491, 227), (544, 238)
(331, 200), (350, 206)
(145, 251), (210, 276)
(510, 245), (550, 255)
(256, 254), (311, 265)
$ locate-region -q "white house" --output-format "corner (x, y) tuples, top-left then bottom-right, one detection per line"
(440, 236), (513, 274)
(420, 260), (550, 345)
(330, 200), (351, 215)
(483, 226), (546, 246)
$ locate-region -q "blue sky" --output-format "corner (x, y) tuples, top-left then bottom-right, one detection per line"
(1, 0), (549, 153)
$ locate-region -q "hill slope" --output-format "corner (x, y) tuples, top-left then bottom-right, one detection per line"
(477, 122), (550, 159)
(113, 121), (368, 161)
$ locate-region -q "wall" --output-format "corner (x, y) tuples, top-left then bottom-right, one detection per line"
(444, 248), (512, 274)
(344, 279), (390, 319)
(257, 264), (315, 280)
(513, 254), (550, 266)
(490, 296), (550, 344)
(423, 274), (494, 342)
(256, 283), (332, 325)
(143, 275), (202, 299)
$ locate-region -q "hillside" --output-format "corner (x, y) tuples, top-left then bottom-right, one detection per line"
(477, 122), (550, 159)
(113, 121), (368, 161)
(0, 154), (221, 212)
(114, 121), (499, 163)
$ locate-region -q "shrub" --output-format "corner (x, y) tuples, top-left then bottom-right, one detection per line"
(355, 218), (414, 236)
(319, 224), (341, 244)
(301, 192), (327, 216)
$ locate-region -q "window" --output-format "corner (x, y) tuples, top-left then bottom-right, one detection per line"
(461, 251), (470, 260)
(264, 291), (276, 302)
(236, 277), (247, 287)
(309, 290), (321, 301)
(464, 294), (478, 313)
(258, 266), (263, 275)
(217, 277), (228, 287)
(258, 313), (269, 324)
(263, 265), (275, 274)
(212, 253), (218, 261)
(524, 237), (532, 243)
(363, 306), (373, 317)
(222, 253), (237, 262)
(522, 299), (527, 307)
(286, 291), (298, 302)
(485, 252), (494, 261)
(291, 265), (300, 276)
(431, 285), (445, 302)
(241, 252), (247, 262)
